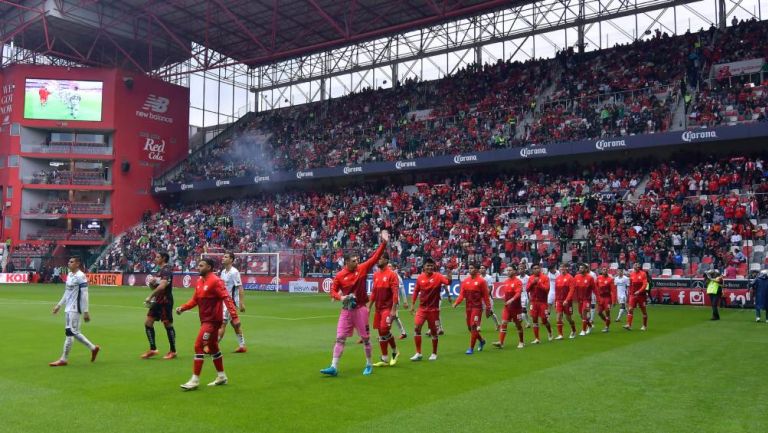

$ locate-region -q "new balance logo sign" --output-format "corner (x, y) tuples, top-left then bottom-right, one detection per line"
(142, 95), (169, 113)
(136, 95), (173, 123)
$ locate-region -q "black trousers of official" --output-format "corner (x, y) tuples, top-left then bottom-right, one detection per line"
(709, 293), (722, 320)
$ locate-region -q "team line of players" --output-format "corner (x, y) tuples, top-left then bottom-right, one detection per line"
(321, 231), (650, 376)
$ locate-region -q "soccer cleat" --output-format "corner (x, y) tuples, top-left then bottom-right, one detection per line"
(90, 346), (100, 362)
(615, 318), (621, 322)
(428, 353), (438, 361)
(437, 329), (445, 336)
(320, 366), (338, 376)
(140, 349), (159, 359)
(163, 351), (177, 360)
(399, 333), (408, 340)
(357, 338), (364, 344)
(578, 331), (586, 336)
(602, 327), (609, 333)
(492, 341), (504, 349)
(389, 352), (399, 366)
(478, 339), (486, 352)
(586, 326), (592, 335)
(640, 326), (647, 331)
(757, 317), (761, 323)
(207, 376), (228, 386)
(363, 365), (373, 376)
(180, 378), (199, 390)
(234, 347), (247, 353)
(547, 333), (554, 342)
(465, 348), (474, 355)
(554, 335), (564, 340)
(623, 325), (632, 331)
(49, 359), (68, 367)
(410, 353), (423, 361)
(531, 339), (541, 345)
(516, 342), (525, 349)
(569, 331), (577, 339)
(373, 361), (389, 367)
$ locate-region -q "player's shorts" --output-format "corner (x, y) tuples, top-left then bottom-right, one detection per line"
(597, 296), (612, 311)
(520, 292), (529, 309)
(148, 302), (174, 323)
(578, 300), (591, 315)
(223, 299), (241, 322)
(529, 302), (549, 321)
(336, 306), (370, 339)
(502, 306), (523, 324)
(415, 309), (440, 333)
(465, 308), (483, 328)
(194, 322), (221, 354)
(617, 291), (628, 304)
(555, 300), (573, 315)
(629, 296), (647, 309)
(64, 311), (82, 335)
(373, 308), (393, 332)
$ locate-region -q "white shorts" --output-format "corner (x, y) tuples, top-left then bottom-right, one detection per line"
(65, 312), (82, 334)
(617, 292), (628, 304)
(521, 292), (529, 309)
(223, 299), (240, 322)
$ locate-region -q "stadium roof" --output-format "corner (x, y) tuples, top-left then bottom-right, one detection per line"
(0, 0), (523, 73)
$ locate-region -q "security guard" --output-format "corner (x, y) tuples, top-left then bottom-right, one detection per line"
(705, 270), (724, 320)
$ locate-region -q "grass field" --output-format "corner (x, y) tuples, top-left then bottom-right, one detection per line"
(1, 284), (766, 433)
(23, 90), (102, 121)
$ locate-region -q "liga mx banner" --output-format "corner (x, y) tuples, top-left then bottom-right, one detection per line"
(153, 122), (768, 195)
(651, 278), (751, 307)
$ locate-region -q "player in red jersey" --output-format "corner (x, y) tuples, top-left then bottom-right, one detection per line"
(367, 252), (401, 367)
(624, 262), (649, 331)
(526, 263), (553, 343)
(38, 86), (50, 107)
(453, 263), (492, 354)
(567, 264), (596, 336)
(320, 230), (389, 377)
(554, 263), (577, 340)
(409, 258), (451, 361)
(595, 266), (616, 332)
(493, 265), (526, 349)
(176, 258), (240, 390)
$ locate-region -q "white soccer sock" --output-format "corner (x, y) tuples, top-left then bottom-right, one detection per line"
(191, 374), (200, 382)
(217, 371), (226, 378)
(74, 333), (95, 350)
(395, 316), (405, 333)
(236, 333), (245, 347)
(61, 336), (74, 361)
(590, 308), (595, 322)
(331, 357), (339, 368)
(616, 309), (625, 321)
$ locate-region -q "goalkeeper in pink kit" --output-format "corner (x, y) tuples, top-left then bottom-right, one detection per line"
(320, 230), (389, 377)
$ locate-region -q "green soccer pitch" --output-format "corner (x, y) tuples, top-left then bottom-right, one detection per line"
(23, 90), (103, 122)
(1, 284), (765, 433)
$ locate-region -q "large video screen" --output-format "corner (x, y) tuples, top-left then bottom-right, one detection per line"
(24, 78), (103, 121)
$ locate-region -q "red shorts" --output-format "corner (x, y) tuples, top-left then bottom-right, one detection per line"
(555, 300), (573, 315)
(194, 322), (221, 354)
(502, 306), (523, 324)
(578, 300), (591, 315)
(630, 296), (647, 309)
(415, 309), (440, 333)
(465, 308), (483, 328)
(373, 309), (392, 332)
(597, 297), (612, 311)
(530, 302), (549, 321)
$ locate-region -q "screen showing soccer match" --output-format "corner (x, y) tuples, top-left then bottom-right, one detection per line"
(24, 78), (103, 121)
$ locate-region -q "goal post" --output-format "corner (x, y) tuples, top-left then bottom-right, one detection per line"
(200, 252), (281, 292)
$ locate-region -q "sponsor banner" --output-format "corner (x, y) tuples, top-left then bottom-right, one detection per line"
(124, 273), (153, 287)
(154, 122), (768, 195)
(87, 273), (123, 286)
(652, 278), (752, 307)
(0, 273), (29, 284)
(710, 58), (764, 79)
(288, 280), (319, 293)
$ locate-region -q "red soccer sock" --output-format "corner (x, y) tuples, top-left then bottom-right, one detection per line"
(533, 324), (540, 340)
(499, 324), (507, 344)
(582, 320), (588, 332)
(543, 321), (552, 334)
(517, 329), (524, 344)
(470, 330), (478, 350)
(415, 335), (422, 353)
(569, 320), (576, 333)
(642, 314), (648, 327)
(627, 313), (634, 327)
(193, 355), (204, 375)
(213, 355), (224, 373)
(556, 321), (563, 336)
(431, 337), (438, 355)
(388, 337), (397, 352)
(379, 340), (389, 356)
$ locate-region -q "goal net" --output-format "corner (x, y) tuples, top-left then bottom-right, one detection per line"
(200, 252), (281, 292)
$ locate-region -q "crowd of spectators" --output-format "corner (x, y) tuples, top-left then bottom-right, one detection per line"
(103, 153), (768, 278)
(160, 19), (768, 185)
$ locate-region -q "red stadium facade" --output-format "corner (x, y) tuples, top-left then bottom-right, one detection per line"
(0, 65), (188, 254)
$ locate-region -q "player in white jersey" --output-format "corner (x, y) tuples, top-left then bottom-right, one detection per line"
(546, 264), (559, 310)
(613, 268), (630, 322)
(391, 264), (408, 339)
(589, 269), (598, 326)
(49, 257), (100, 366)
(518, 264), (532, 328)
(218, 252), (247, 353)
(480, 265), (501, 330)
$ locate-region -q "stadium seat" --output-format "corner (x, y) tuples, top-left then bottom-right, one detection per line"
(662, 269), (672, 277)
